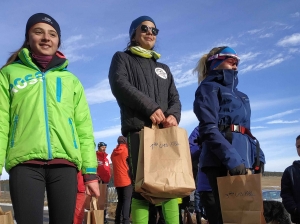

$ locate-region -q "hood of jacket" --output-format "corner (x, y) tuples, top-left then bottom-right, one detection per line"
(203, 69), (239, 89)
(16, 48), (69, 72)
(293, 160), (300, 168)
(112, 144), (127, 155)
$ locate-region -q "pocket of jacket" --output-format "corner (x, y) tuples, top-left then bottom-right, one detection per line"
(68, 118), (78, 149)
(10, 115), (19, 148)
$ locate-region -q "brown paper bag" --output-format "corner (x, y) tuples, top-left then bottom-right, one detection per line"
(0, 207), (14, 224)
(84, 197), (104, 224)
(135, 126), (195, 203)
(84, 183), (108, 210)
(217, 173), (266, 224)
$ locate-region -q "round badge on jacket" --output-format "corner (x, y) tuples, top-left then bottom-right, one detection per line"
(155, 68), (167, 79)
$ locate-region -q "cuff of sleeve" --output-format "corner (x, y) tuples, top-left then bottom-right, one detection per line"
(83, 174), (99, 183)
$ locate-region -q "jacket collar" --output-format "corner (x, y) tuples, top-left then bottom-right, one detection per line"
(204, 69), (239, 89)
(17, 48), (69, 72)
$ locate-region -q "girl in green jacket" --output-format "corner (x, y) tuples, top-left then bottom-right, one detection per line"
(0, 13), (99, 224)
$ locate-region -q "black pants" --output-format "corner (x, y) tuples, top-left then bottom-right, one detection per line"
(127, 132), (145, 200)
(199, 191), (218, 224)
(9, 164), (77, 224)
(115, 184), (133, 224)
(203, 166), (227, 224)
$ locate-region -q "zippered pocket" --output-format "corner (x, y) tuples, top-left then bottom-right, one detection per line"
(10, 115), (19, 148)
(68, 118), (78, 149)
(56, 77), (62, 102)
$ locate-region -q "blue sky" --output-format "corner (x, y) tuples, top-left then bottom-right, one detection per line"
(1, 1), (300, 179)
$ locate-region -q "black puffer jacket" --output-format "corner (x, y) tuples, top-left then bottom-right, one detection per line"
(281, 160), (300, 223)
(109, 51), (181, 136)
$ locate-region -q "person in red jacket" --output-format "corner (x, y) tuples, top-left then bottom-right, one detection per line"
(111, 136), (132, 224)
(96, 142), (111, 224)
(96, 142), (111, 183)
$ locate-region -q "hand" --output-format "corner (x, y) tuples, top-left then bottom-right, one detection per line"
(85, 181), (100, 197)
(162, 115), (178, 128)
(150, 109), (165, 125)
(229, 163), (246, 176)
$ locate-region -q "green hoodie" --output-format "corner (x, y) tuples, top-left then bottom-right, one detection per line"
(0, 48), (97, 174)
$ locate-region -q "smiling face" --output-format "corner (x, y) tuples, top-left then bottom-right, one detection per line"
(133, 21), (157, 50)
(27, 23), (59, 56)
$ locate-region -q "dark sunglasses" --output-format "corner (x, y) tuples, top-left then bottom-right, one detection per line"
(140, 24), (159, 36)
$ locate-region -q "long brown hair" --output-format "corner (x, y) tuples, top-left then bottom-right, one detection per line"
(1, 40), (28, 69)
(193, 46), (226, 84)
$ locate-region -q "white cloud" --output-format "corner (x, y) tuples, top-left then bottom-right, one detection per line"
(239, 55), (285, 74)
(290, 12), (300, 18)
(251, 97), (300, 111)
(252, 126), (300, 141)
(267, 119), (299, 124)
(247, 29), (263, 35)
(253, 109), (300, 122)
(239, 52), (261, 63)
(265, 156), (298, 172)
(174, 69), (198, 88)
(94, 125), (121, 139)
(179, 110), (198, 127)
(289, 48), (300, 53)
(276, 33), (300, 47)
(259, 33), (273, 38)
(251, 126), (267, 129)
(85, 79), (116, 105)
(112, 33), (127, 41)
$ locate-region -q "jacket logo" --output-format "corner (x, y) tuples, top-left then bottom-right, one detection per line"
(155, 68), (167, 79)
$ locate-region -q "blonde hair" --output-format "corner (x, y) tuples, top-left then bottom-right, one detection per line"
(1, 40), (28, 69)
(193, 46), (226, 84)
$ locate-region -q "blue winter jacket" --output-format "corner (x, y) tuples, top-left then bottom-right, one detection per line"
(193, 69), (265, 170)
(189, 126), (211, 191)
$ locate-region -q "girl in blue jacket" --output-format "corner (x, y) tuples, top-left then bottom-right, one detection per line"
(193, 46), (265, 223)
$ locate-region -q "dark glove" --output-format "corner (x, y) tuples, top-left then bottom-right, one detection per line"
(229, 163), (247, 176)
(254, 161), (264, 174)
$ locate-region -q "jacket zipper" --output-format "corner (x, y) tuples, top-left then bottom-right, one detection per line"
(69, 118), (78, 149)
(10, 115), (19, 148)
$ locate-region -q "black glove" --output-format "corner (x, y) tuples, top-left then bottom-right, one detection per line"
(254, 161), (264, 174)
(229, 163), (247, 176)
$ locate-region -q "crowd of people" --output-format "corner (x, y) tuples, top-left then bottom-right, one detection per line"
(0, 11), (299, 224)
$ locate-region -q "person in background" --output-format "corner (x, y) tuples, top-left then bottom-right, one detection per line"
(97, 142), (111, 223)
(73, 172), (86, 224)
(193, 46), (265, 223)
(97, 142), (111, 184)
(189, 126), (216, 224)
(281, 135), (300, 224)
(111, 136), (132, 224)
(0, 13), (99, 224)
(109, 15), (181, 224)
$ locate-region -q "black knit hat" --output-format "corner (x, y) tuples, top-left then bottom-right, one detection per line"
(25, 13), (61, 39)
(117, 136), (127, 144)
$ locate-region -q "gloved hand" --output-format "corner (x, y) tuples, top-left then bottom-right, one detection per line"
(229, 163), (247, 176)
(254, 161), (264, 174)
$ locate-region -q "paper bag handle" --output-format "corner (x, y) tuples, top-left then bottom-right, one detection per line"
(151, 124), (159, 130)
(90, 197), (98, 210)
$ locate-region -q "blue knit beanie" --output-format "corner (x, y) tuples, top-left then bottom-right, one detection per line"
(26, 13), (61, 38)
(129, 16), (156, 38)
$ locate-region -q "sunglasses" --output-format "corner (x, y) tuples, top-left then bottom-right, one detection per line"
(140, 24), (159, 36)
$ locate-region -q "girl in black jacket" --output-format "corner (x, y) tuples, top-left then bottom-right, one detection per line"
(109, 16), (181, 224)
